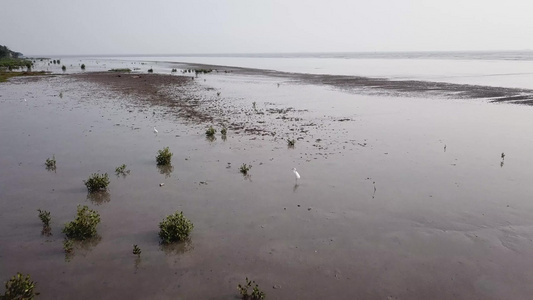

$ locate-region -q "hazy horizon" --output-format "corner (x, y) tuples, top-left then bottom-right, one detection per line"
(2, 0), (533, 56)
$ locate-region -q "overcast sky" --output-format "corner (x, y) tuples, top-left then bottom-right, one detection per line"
(2, 0), (532, 55)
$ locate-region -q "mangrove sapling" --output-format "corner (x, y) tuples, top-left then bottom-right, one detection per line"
(156, 147), (173, 165)
(148, 68), (153, 73)
(115, 164), (130, 176)
(45, 155), (56, 170)
(237, 277), (266, 300)
(81, 64), (85, 70)
(61, 65), (66, 72)
(205, 126), (216, 137)
(221, 127), (227, 136)
(158, 211), (194, 244)
(287, 139), (295, 148)
(37, 209), (51, 226)
(62, 205), (101, 240)
(133, 245), (141, 256)
(84, 173), (110, 193)
(1, 273), (37, 300)
(239, 163), (252, 175)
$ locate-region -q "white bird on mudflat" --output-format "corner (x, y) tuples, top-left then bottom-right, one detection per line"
(153, 127), (158, 134)
(292, 168), (301, 181)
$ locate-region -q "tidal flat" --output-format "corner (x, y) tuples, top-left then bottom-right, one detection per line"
(1, 62), (533, 299)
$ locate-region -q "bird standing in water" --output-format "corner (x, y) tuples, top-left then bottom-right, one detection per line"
(292, 168), (301, 182)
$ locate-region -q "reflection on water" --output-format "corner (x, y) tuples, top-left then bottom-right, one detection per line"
(293, 183), (299, 193)
(134, 256), (141, 273)
(206, 135), (216, 143)
(156, 164), (174, 178)
(64, 236), (102, 262)
(87, 191), (111, 205)
(160, 238), (193, 255)
(41, 226), (52, 237)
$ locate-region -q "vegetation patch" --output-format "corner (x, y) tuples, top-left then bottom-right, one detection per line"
(37, 209), (51, 228)
(156, 147), (173, 165)
(84, 173), (110, 193)
(237, 277), (266, 300)
(63, 238), (74, 253)
(158, 211), (194, 244)
(1, 273), (37, 300)
(62, 205), (101, 240)
(132, 245), (141, 256)
(108, 68), (131, 72)
(0, 71), (48, 83)
(81, 64), (86, 70)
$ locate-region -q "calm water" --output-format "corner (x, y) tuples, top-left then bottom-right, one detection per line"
(87, 51), (533, 89)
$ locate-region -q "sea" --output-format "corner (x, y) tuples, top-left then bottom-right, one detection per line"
(83, 50), (533, 89)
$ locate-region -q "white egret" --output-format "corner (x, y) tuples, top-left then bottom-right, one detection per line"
(292, 168), (301, 181)
(153, 127), (158, 134)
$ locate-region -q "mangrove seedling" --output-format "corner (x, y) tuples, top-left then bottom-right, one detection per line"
(158, 211), (194, 244)
(62, 205), (101, 240)
(61, 65), (66, 72)
(221, 127), (227, 136)
(84, 173), (110, 193)
(81, 64), (86, 70)
(1, 273), (37, 300)
(133, 245), (141, 256)
(63, 238), (74, 253)
(115, 164), (130, 176)
(37, 209), (51, 228)
(287, 139), (295, 147)
(156, 147), (173, 165)
(240, 163), (252, 175)
(45, 155), (56, 170)
(237, 277), (265, 300)
(205, 126), (216, 137)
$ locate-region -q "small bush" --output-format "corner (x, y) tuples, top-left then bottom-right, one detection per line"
(205, 126), (216, 137)
(62, 205), (101, 240)
(133, 244), (141, 256)
(156, 147), (173, 166)
(45, 155), (56, 169)
(61, 65), (66, 72)
(221, 127), (227, 136)
(159, 211), (194, 244)
(148, 68), (153, 73)
(240, 163), (251, 175)
(171, 68), (177, 73)
(84, 173), (110, 193)
(81, 64), (86, 70)
(1, 273), (36, 300)
(237, 277), (265, 300)
(37, 209), (51, 227)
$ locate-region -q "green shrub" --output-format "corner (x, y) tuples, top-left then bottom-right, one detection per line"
(61, 65), (66, 72)
(240, 163), (251, 175)
(205, 126), (216, 137)
(81, 64), (85, 70)
(158, 211), (194, 244)
(156, 147), (173, 165)
(148, 68), (153, 73)
(1, 273), (36, 300)
(83, 173), (110, 193)
(37, 209), (51, 227)
(237, 277), (265, 300)
(62, 205), (101, 240)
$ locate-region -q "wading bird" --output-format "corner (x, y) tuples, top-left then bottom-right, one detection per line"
(292, 168), (301, 182)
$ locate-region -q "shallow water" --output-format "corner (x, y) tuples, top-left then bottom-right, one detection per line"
(1, 70), (533, 299)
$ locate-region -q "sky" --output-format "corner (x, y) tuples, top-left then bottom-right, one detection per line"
(1, 0), (533, 55)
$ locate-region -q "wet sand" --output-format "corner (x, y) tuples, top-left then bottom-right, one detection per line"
(1, 68), (533, 299)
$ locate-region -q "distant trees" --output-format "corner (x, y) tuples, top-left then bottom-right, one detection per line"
(0, 45), (22, 59)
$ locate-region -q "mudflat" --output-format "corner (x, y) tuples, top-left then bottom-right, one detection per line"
(1, 67), (533, 299)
